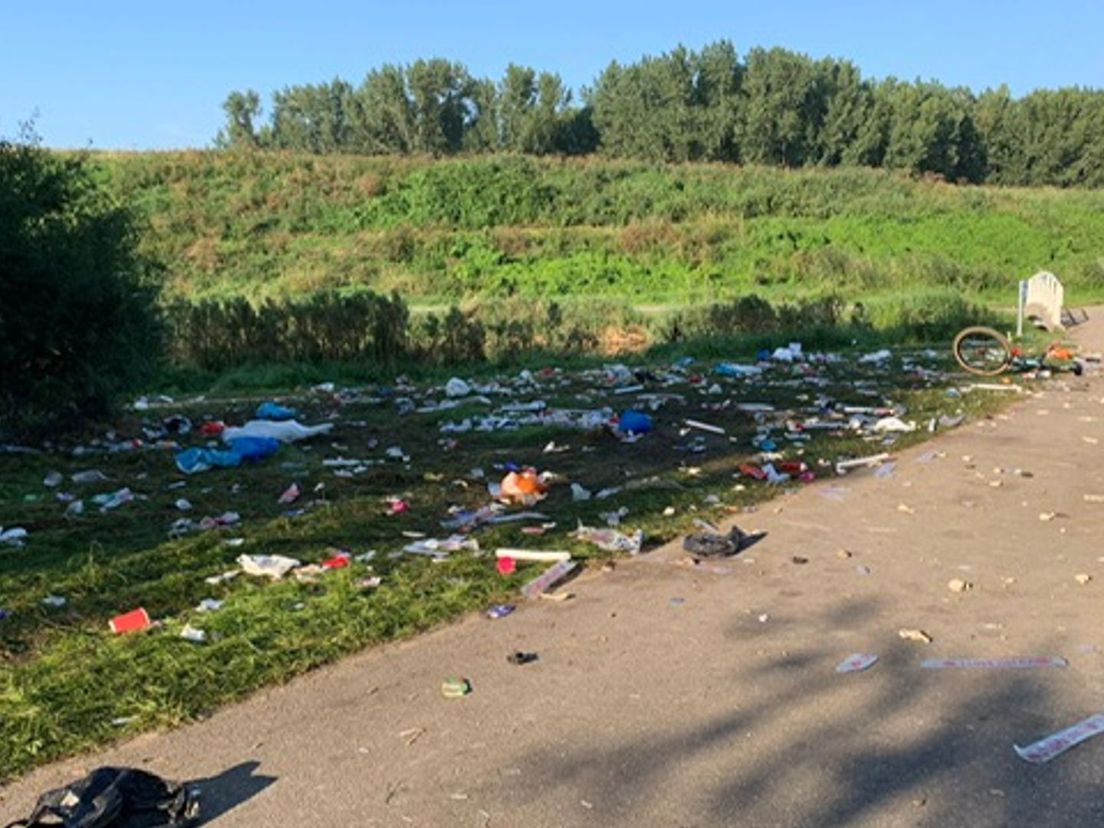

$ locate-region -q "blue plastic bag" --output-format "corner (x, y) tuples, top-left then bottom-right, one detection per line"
(618, 410), (653, 435)
(226, 436), (280, 463)
(255, 401), (297, 421)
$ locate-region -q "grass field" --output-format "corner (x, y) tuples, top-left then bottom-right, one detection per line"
(90, 153), (1104, 306)
(0, 343), (1017, 780)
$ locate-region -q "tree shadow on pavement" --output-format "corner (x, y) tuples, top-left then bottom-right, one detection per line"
(189, 761), (276, 825)
(510, 598), (1104, 827)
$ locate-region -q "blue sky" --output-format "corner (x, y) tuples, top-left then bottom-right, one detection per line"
(3, 0), (1102, 149)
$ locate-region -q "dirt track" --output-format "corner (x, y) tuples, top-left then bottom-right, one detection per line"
(4, 315), (1104, 827)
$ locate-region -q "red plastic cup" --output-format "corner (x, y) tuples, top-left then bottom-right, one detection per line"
(110, 607), (151, 634)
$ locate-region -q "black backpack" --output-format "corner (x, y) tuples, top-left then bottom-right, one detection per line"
(3, 767), (200, 828)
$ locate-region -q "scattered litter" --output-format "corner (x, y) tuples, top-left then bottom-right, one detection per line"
(898, 628), (933, 644)
(684, 418), (725, 435)
(487, 604), (516, 619)
(520, 559), (578, 599)
(71, 470), (109, 484)
(571, 483), (592, 501)
(495, 548), (570, 563)
(968, 383), (1023, 394)
(683, 527), (751, 558)
(43, 471), (64, 488)
(222, 419), (334, 443)
(947, 578), (973, 593)
(836, 654), (878, 673)
(441, 677), (472, 698)
(507, 651), (539, 665)
(94, 487), (134, 513)
(238, 554), (301, 579)
(255, 401), (297, 420)
(1014, 713), (1104, 764)
(180, 625), (207, 644)
(278, 482), (301, 504)
(1084, 494), (1104, 503)
(110, 607), (151, 635)
(573, 523), (644, 554)
(496, 557), (516, 575)
(835, 453), (892, 475)
(196, 599), (224, 612)
(897, 503), (916, 515)
(873, 416), (915, 433)
(922, 657), (1067, 670)
(41, 595), (67, 608)
(618, 410), (653, 435)
(445, 377), (472, 398)
(1075, 573), (1092, 585)
(0, 527), (28, 547)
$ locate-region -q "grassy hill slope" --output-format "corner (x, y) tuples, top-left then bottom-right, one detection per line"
(91, 152), (1104, 306)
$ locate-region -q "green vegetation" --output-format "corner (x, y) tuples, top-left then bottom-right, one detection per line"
(0, 140), (160, 437)
(0, 346), (1015, 780)
(217, 42), (1104, 187)
(93, 152), (1104, 313)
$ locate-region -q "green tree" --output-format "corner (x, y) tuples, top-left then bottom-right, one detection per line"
(0, 136), (160, 437)
(406, 58), (471, 154)
(216, 89), (263, 148)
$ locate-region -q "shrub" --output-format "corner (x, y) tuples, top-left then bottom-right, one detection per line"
(0, 140), (160, 438)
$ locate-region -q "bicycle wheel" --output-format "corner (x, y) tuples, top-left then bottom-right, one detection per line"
(952, 326), (1013, 376)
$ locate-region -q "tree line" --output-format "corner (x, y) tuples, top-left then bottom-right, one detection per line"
(217, 42), (1104, 187)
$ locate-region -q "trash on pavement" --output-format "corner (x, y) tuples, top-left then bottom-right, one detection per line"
(442, 677), (473, 697)
(110, 607), (151, 634)
(572, 523), (644, 554)
(1015, 713), (1104, 764)
(520, 559), (578, 599)
(922, 657), (1068, 670)
(683, 527), (751, 558)
(487, 604), (516, 619)
(836, 654), (878, 673)
(898, 628), (933, 644)
(7, 766), (200, 828)
(507, 651), (539, 665)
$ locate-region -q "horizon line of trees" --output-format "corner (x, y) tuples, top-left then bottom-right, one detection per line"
(217, 42), (1104, 187)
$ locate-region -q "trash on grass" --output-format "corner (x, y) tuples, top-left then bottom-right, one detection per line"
(110, 607), (151, 634)
(238, 554), (301, 579)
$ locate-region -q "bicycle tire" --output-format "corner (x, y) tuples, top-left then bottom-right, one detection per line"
(952, 326), (1013, 376)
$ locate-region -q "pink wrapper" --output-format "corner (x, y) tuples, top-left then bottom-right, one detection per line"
(1015, 713), (1104, 764)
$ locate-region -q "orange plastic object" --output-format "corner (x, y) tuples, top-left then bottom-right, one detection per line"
(500, 469), (547, 502)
